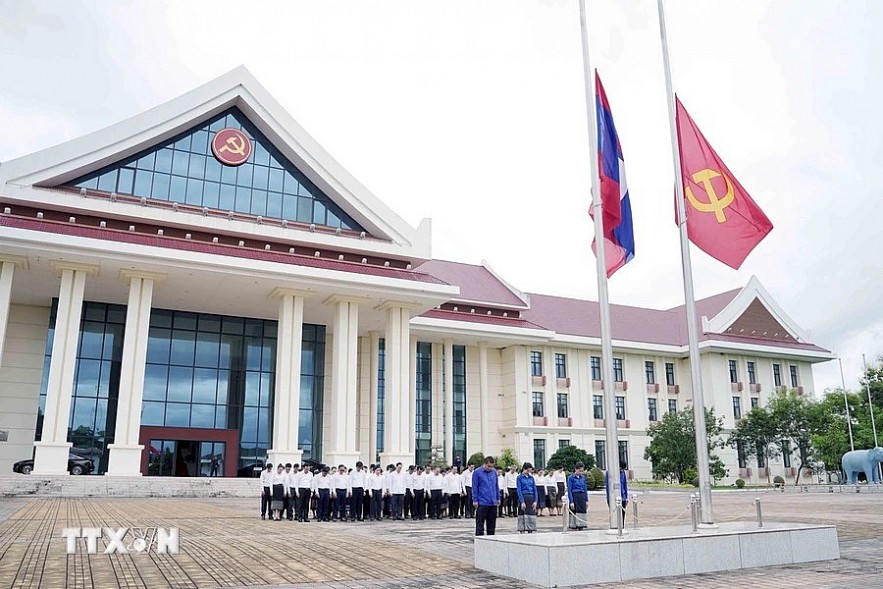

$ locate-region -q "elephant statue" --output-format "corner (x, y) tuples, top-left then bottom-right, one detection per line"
(841, 447), (883, 484)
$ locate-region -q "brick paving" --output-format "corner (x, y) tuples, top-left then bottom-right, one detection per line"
(0, 489), (881, 588)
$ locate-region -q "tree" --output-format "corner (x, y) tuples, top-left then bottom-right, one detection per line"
(466, 452), (485, 467)
(546, 444), (595, 472)
(497, 448), (520, 469)
(767, 389), (830, 484)
(644, 407), (726, 484)
(728, 407), (780, 483)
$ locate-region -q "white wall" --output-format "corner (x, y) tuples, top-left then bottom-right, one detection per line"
(0, 304), (49, 474)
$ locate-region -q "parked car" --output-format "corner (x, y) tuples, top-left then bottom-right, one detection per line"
(13, 453), (94, 475)
(237, 462), (264, 478)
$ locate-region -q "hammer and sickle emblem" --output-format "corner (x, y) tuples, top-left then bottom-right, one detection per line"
(218, 134), (247, 156)
(685, 169), (734, 223)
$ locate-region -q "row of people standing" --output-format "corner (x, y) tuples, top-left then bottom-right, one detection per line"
(259, 461), (481, 522)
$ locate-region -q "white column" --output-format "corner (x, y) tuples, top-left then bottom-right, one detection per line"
(0, 256), (28, 369)
(378, 303), (412, 467)
(479, 341), (489, 453)
(409, 334), (417, 462)
(267, 288), (309, 467)
(444, 338), (454, 463)
(368, 331), (380, 463)
(106, 270), (164, 476)
(325, 296), (361, 466)
(33, 262), (98, 475)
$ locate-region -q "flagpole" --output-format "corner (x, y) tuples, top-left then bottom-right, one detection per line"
(656, 0), (715, 525)
(578, 0), (621, 531)
(838, 357), (855, 451)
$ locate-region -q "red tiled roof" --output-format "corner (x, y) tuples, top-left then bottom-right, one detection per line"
(419, 309), (546, 330)
(1, 216), (448, 285)
(416, 260), (527, 308)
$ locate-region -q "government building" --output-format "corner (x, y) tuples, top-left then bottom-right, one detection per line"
(0, 68), (833, 483)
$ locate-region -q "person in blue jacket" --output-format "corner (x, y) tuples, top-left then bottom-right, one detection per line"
(605, 460), (629, 525)
(472, 456), (500, 536)
(515, 462), (538, 533)
(567, 462), (588, 529)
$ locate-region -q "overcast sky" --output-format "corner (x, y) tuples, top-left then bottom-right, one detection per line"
(1, 1), (880, 392)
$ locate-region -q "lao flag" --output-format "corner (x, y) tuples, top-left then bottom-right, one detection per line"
(591, 72), (635, 278)
(676, 97), (773, 269)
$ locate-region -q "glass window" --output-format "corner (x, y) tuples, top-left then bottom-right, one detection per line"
(452, 345), (468, 467)
(595, 440), (606, 469)
(747, 361), (757, 385)
(376, 338), (385, 457)
(66, 107), (366, 231)
(750, 397), (759, 409)
(789, 365), (799, 387)
(593, 395), (603, 419)
(645, 361), (656, 384)
(782, 440), (792, 468)
(558, 439), (571, 449)
(618, 441), (629, 469)
(555, 353), (567, 379)
(591, 356), (601, 381)
(415, 342), (432, 466)
(733, 397), (742, 420)
(613, 358), (624, 383)
(615, 396), (626, 421)
(756, 443), (766, 468)
(532, 392), (544, 417)
(668, 399), (677, 415)
(533, 439), (546, 470)
(665, 362), (675, 386)
(737, 441), (747, 468)
(648, 398), (658, 422)
(773, 363), (782, 387)
(557, 393), (568, 418)
(530, 351), (543, 377)
(728, 360), (738, 383)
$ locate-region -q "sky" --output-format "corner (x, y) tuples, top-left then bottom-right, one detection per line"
(0, 0), (880, 393)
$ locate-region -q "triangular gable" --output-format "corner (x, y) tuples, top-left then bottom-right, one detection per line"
(61, 106), (364, 232)
(701, 276), (810, 343)
(0, 66), (429, 254)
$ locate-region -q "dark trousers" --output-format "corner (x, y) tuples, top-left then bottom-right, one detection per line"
(283, 494), (291, 519)
(363, 491), (371, 520)
(404, 489), (412, 519)
(498, 492), (506, 517)
(370, 489), (383, 520)
(412, 489), (425, 520)
(464, 487), (474, 517)
(392, 493), (405, 520)
(448, 493), (461, 518)
(475, 504), (497, 536)
(430, 489), (443, 519)
(383, 494), (391, 518)
(298, 488), (311, 521)
(334, 489), (348, 520)
(287, 488), (297, 519)
(351, 487), (364, 521)
(317, 488), (331, 521)
(261, 486), (271, 517)
(507, 489), (518, 516)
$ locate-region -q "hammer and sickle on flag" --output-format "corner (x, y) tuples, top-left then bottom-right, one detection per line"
(675, 97), (773, 269)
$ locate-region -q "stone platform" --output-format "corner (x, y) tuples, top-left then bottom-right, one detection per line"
(0, 474), (260, 498)
(474, 521), (839, 587)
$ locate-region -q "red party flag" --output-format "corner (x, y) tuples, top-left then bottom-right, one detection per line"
(676, 97), (773, 269)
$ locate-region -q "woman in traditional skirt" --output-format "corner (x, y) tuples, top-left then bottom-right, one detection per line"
(535, 469), (547, 516)
(516, 462), (538, 533)
(567, 462), (588, 530)
(554, 467), (566, 515)
(271, 464), (286, 521)
(545, 471), (559, 517)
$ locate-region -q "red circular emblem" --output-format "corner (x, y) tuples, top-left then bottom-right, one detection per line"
(211, 128), (252, 166)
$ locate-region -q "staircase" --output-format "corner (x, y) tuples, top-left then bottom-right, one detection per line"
(0, 475), (262, 498)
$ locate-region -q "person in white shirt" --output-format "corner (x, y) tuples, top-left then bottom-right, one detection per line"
(297, 464), (313, 522)
(535, 470), (548, 516)
(404, 466), (415, 520)
(369, 466), (384, 520)
(505, 466), (519, 517)
(259, 463), (274, 520)
(271, 464), (287, 521)
(445, 467), (464, 519)
(554, 467), (567, 516)
(382, 464), (395, 518)
(315, 466), (333, 522)
(386, 462), (407, 520)
(283, 463), (294, 521)
(497, 468), (508, 518)
(463, 464), (475, 518)
(412, 468), (425, 520)
(428, 466), (445, 519)
(331, 465), (352, 521)
(545, 470), (559, 516)
(350, 461), (367, 522)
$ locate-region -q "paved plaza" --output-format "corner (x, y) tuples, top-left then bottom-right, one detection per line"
(0, 488), (881, 588)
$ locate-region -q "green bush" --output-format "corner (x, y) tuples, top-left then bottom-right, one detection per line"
(735, 478), (746, 489)
(467, 452), (485, 467)
(684, 468), (698, 485)
(773, 475), (785, 488)
(546, 445), (596, 473)
(691, 477), (700, 487)
(588, 466), (605, 490)
(497, 448), (520, 470)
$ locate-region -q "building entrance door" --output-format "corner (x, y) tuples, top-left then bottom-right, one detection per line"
(140, 427), (238, 477)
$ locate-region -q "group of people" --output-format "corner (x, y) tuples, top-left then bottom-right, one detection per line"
(258, 457), (628, 538)
(260, 460), (482, 522)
